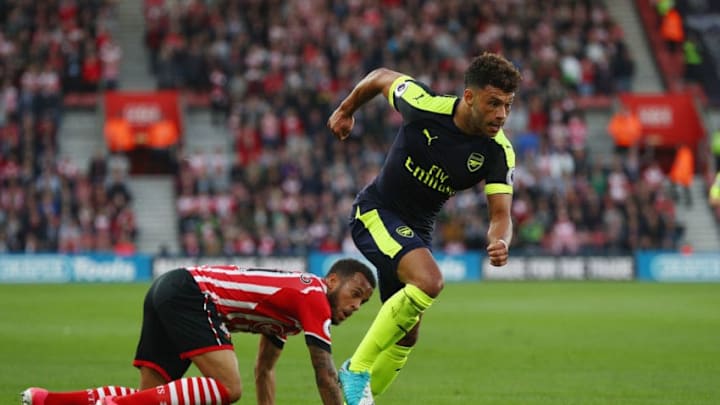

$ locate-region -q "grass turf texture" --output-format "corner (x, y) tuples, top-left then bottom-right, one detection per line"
(1, 282), (718, 404)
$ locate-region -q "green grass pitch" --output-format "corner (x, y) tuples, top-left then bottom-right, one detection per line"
(1, 281), (719, 404)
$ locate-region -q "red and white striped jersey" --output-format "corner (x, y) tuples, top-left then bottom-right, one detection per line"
(186, 265), (333, 350)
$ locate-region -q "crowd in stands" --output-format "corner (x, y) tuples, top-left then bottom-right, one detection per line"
(141, 0), (685, 257)
(0, 0), (688, 256)
(0, 0), (137, 254)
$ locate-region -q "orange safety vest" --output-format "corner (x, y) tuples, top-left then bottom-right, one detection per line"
(607, 112), (643, 147)
(148, 120), (179, 148)
(669, 145), (694, 186)
(660, 9), (685, 43)
(104, 118), (134, 151)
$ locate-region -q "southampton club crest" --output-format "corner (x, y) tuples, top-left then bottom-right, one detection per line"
(467, 152), (485, 172)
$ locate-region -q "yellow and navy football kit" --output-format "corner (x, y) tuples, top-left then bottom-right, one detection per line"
(350, 76), (515, 300)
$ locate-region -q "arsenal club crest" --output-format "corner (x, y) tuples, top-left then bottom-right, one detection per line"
(467, 152), (485, 172)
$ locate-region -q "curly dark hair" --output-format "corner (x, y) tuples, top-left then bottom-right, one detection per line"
(464, 52), (522, 93)
(327, 258), (376, 288)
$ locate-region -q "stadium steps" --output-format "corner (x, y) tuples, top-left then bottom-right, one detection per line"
(114, 0), (155, 90)
(606, 0), (664, 92)
(126, 175), (180, 255)
(183, 109), (233, 152)
(58, 110), (104, 170)
(674, 177), (720, 251)
(584, 110), (615, 160)
(582, 0), (666, 164)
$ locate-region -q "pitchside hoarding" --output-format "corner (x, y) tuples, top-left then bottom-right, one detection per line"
(307, 251), (482, 281)
(482, 256), (634, 281)
(309, 252), (633, 281)
(636, 251), (720, 282)
(3, 251), (717, 283)
(0, 254), (153, 283)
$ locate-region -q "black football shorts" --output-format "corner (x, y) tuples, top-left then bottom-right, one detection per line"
(350, 202), (431, 302)
(133, 268), (233, 381)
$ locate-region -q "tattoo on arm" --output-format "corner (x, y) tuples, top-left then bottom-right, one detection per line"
(308, 345), (343, 405)
(309, 346), (337, 376)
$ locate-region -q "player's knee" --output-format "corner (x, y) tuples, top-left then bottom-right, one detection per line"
(411, 268), (444, 298)
(421, 277), (444, 298)
(223, 381), (242, 403)
(215, 378), (242, 403)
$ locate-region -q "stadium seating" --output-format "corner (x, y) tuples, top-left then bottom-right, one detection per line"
(2, 1), (692, 256)
(133, 0), (687, 256)
(0, 1), (138, 254)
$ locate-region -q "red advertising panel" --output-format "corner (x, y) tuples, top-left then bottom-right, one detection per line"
(104, 91), (182, 151)
(618, 92), (705, 147)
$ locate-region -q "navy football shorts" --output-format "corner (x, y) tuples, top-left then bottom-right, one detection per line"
(133, 269), (233, 381)
(350, 203), (431, 302)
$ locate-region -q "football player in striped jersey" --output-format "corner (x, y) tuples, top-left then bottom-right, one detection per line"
(22, 258), (375, 405)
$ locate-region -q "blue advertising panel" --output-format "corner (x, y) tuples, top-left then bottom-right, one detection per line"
(0, 254), (153, 283)
(636, 251), (720, 282)
(308, 251), (481, 281)
(483, 256), (634, 280)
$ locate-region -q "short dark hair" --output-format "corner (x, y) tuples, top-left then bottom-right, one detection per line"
(464, 52), (522, 93)
(327, 258), (376, 289)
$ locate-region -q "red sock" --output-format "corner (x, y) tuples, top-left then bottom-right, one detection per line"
(113, 377), (230, 405)
(45, 386), (137, 405)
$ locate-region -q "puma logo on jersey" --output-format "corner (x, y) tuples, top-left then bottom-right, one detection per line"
(423, 129), (438, 146)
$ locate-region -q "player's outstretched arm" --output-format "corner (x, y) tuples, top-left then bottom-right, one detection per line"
(307, 344), (344, 405)
(328, 67), (404, 141)
(255, 334), (283, 405)
(486, 193), (513, 266)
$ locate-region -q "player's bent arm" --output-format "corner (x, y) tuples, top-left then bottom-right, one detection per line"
(328, 67), (405, 141)
(338, 67), (405, 115)
(255, 334), (283, 405)
(307, 344), (344, 405)
(486, 193), (513, 266)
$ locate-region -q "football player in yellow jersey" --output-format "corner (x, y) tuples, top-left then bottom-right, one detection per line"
(328, 52), (521, 405)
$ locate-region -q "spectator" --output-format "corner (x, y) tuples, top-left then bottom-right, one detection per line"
(607, 157), (632, 204)
(610, 44), (636, 92)
(660, 8), (684, 52)
(709, 171), (720, 207)
(668, 145), (694, 206)
(607, 105), (643, 155)
(548, 207), (580, 255)
(655, 0), (675, 17)
(81, 47), (102, 92)
(100, 38), (123, 90)
(711, 127), (720, 170)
